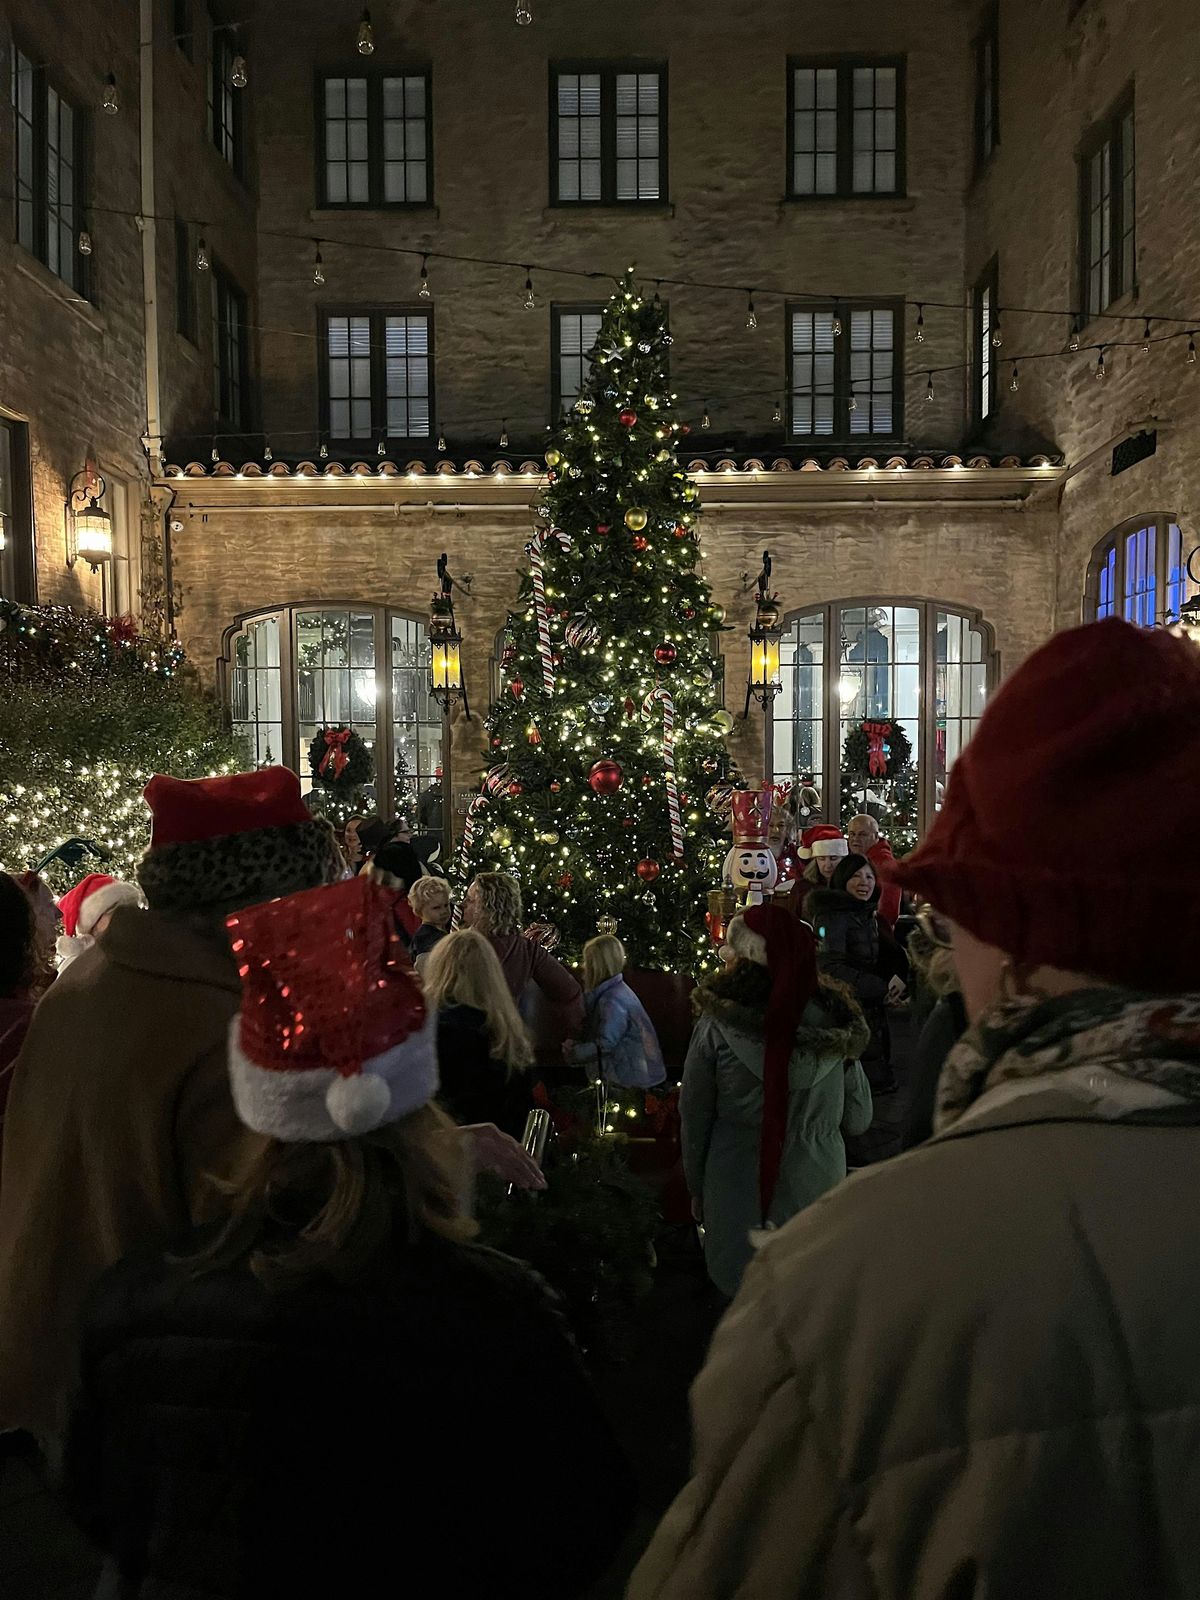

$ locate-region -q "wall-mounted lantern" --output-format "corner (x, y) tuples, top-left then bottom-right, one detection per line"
(429, 552), (469, 716)
(743, 548), (783, 716)
(67, 457), (112, 571)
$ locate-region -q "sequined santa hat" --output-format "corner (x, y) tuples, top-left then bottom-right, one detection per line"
(225, 874), (437, 1141)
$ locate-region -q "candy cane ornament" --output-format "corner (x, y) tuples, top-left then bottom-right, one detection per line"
(643, 686), (685, 861)
(526, 527), (573, 694)
(451, 795), (490, 928)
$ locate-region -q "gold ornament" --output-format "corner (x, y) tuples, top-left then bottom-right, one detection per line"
(545, 448), (562, 468)
(537, 830), (560, 845)
(712, 710), (735, 734)
(624, 508), (649, 532)
(711, 604), (727, 624)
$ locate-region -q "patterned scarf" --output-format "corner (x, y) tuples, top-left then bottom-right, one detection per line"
(935, 986), (1200, 1133)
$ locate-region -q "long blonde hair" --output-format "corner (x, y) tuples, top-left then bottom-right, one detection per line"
(467, 871), (523, 936)
(582, 933), (625, 992)
(422, 927), (533, 1074)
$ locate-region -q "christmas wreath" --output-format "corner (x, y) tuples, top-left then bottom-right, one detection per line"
(307, 725), (373, 792)
(842, 718), (913, 783)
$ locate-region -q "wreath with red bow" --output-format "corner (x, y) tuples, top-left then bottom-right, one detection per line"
(307, 726), (373, 792)
(841, 719), (913, 784)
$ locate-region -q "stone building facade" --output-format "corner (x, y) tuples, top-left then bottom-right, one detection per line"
(2, 0), (1196, 836)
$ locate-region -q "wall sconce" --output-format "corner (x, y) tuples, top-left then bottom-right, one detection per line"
(67, 458), (112, 571)
(743, 548), (783, 716)
(429, 551), (470, 716)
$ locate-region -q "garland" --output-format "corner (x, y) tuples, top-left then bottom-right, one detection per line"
(841, 718), (913, 783)
(307, 725), (373, 792)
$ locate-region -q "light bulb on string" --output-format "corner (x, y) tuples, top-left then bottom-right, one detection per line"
(848, 389), (858, 412)
(515, 0), (533, 21)
(914, 303), (925, 343)
(1189, 334), (1198, 366)
(991, 317), (1003, 349)
(196, 236), (210, 272)
(312, 242), (325, 285)
(230, 52), (248, 89)
(376, 438), (386, 456)
(1068, 315), (1081, 352)
(78, 229), (93, 256)
(1095, 346), (1107, 381)
(437, 432), (447, 452)
(318, 441), (328, 459)
(499, 420), (509, 448)
(745, 290), (758, 330)
(418, 255), (431, 298)
(101, 73), (119, 115)
(1142, 317), (1153, 353)
(523, 267), (536, 310)
(1009, 362), (1019, 392)
(772, 400), (782, 424)
(831, 312), (843, 338)
(701, 404), (711, 429)
(211, 443), (220, 462)
(925, 371), (935, 403)
(263, 441), (273, 462)
(356, 9), (374, 54)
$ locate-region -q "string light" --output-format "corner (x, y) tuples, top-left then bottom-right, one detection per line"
(1188, 334), (1197, 366)
(312, 242), (325, 285)
(376, 438), (386, 455)
(515, 0), (533, 21)
(418, 254), (431, 298)
(1009, 362), (1019, 392)
(101, 73), (119, 115)
(196, 236), (210, 272)
(318, 441), (328, 459)
(1142, 317), (1153, 353)
(772, 401), (782, 423)
(523, 267), (536, 310)
(745, 291), (758, 331)
(211, 444), (220, 462)
(831, 312), (843, 338)
(437, 432), (447, 452)
(848, 390), (858, 412)
(991, 317), (1003, 349)
(1095, 346), (1107, 381)
(263, 442), (273, 461)
(925, 371), (935, 402)
(356, 9), (375, 55)
(230, 52), (248, 90)
(499, 420), (510, 448)
(701, 404), (711, 429)
(914, 303), (925, 343)
(1068, 315), (1081, 352)
(77, 229), (93, 256)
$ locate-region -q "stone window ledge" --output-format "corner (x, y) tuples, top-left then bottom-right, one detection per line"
(541, 203), (676, 221)
(13, 252), (105, 334)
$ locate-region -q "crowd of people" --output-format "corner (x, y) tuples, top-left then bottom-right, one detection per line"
(2, 615), (1200, 1597)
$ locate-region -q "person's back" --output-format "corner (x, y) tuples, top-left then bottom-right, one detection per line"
(425, 929), (535, 1138)
(568, 936), (666, 1090)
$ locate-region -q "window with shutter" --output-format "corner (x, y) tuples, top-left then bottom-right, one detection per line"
(318, 70), (433, 207)
(551, 307), (606, 413)
(789, 303), (901, 440)
(321, 311), (434, 444)
(10, 48), (89, 295)
(551, 64), (666, 205)
(788, 58), (904, 199)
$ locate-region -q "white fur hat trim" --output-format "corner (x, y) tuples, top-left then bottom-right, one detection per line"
(77, 880), (142, 936)
(227, 1005), (439, 1143)
(811, 837), (849, 859)
(725, 915), (768, 967)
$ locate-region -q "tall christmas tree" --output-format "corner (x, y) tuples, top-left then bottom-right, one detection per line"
(456, 270), (739, 971)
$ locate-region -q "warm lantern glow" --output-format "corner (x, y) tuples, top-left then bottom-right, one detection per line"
(750, 629), (781, 690)
(431, 633), (463, 697)
(74, 502), (113, 568)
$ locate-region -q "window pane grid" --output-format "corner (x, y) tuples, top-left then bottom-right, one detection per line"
(789, 60), (902, 198)
(209, 28), (239, 170)
(615, 72), (660, 200)
(553, 66), (663, 204)
(978, 282), (993, 421)
(554, 309), (604, 408)
(555, 71), (602, 201)
(791, 67), (838, 195)
(1083, 99), (1134, 317)
(324, 77), (370, 204)
(384, 314), (431, 438)
(12, 53), (86, 294)
(791, 305), (897, 439)
(391, 614), (442, 815)
(382, 75), (428, 202)
(850, 66), (897, 194)
(231, 615), (283, 769)
(213, 270), (246, 427)
(12, 51), (36, 256)
(323, 311), (432, 441)
(1087, 518), (1193, 627)
(848, 308), (894, 434)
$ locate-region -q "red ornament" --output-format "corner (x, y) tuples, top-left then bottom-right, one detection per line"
(507, 780), (524, 797)
(682, 606), (697, 619)
(527, 725), (542, 746)
(510, 677), (525, 699)
(680, 423), (691, 435)
(636, 858), (661, 883)
(557, 872), (574, 889)
(623, 697), (636, 719)
(641, 774), (653, 788)
(632, 535), (649, 552)
(549, 780), (562, 793)
(596, 523), (611, 536)
(654, 643), (678, 665)
(619, 409), (638, 428)
(622, 817), (636, 829)
(588, 758), (624, 795)
(491, 736), (503, 749)
(673, 524), (688, 540)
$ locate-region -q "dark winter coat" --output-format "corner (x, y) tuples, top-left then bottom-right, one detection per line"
(436, 1002), (534, 1137)
(807, 885), (891, 1069)
(67, 1233), (636, 1600)
(681, 963), (872, 1298)
(572, 975), (666, 1090)
(409, 920), (447, 962)
(904, 990), (968, 1150)
(0, 994), (34, 1187)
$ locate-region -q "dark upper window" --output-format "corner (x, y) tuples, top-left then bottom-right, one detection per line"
(318, 71), (431, 206)
(1087, 516), (1189, 626)
(10, 48), (89, 294)
(175, 216), (197, 342)
(174, 0), (194, 60)
(788, 303), (901, 440)
(788, 59), (904, 198)
(974, 10), (999, 170)
(551, 306), (604, 415)
(1080, 90), (1135, 319)
(972, 257), (999, 427)
(212, 265), (248, 426)
(551, 65), (666, 204)
(320, 310), (433, 443)
(0, 417), (35, 603)
(208, 11), (243, 174)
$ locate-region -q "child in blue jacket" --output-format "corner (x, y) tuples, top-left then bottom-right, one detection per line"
(565, 935), (666, 1090)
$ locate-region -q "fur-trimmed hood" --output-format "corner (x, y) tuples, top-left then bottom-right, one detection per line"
(693, 959), (869, 1062)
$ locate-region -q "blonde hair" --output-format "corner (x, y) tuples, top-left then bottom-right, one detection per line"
(422, 928), (533, 1074)
(468, 871), (523, 936)
(582, 934), (625, 991)
(408, 875), (451, 916)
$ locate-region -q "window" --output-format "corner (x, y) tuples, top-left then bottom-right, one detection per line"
(551, 306), (604, 414)
(208, 11), (243, 174)
(0, 418), (35, 603)
(98, 475), (141, 620)
(222, 605), (447, 824)
(769, 600), (996, 844)
(212, 265), (248, 426)
(974, 10), (999, 170)
(788, 59), (904, 198)
(1087, 516), (1195, 625)
(175, 217), (197, 342)
(174, 0), (193, 60)
(321, 310), (433, 443)
(788, 303), (901, 440)
(319, 71), (431, 206)
(1081, 90), (1135, 319)
(551, 65), (666, 204)
(973, 257), (999, 426)
(10, 49), (89, 293)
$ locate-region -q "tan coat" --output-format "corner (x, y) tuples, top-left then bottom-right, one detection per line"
(0, 905), (253, 1438)
(630, 1088), (1200, 1599)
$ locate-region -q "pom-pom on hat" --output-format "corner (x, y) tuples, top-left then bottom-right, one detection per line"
(888, 618), (1200, 992)
(226, 874), (437, 1142)
(138, 768), (340, 914)
(57, 873), (141, 938)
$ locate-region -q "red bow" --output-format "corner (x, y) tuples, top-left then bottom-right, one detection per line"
(319, 727), (353, 780)
(863, 720), (892, 779)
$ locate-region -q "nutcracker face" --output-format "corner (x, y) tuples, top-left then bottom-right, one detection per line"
(733, 848), (777, 890)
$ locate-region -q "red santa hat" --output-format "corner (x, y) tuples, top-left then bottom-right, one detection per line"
(225, 874), (437, 1141)
(56, 873), (141, 938)
(799, 824), (849, 862)
(137, 767), (340, 914)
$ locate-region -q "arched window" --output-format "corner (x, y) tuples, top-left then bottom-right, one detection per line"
(1085, 515), (1194, 625)
(220, 604), (446, 829)
(768, 599), (997, 848)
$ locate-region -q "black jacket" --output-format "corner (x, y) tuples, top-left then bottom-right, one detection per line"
(66, 1233), (635, 1600)
(904, 990), (968, 1150)
(808, 887), (888, 1002)
(410, 921), (447, 961)
(437, 1003), (534, 1138)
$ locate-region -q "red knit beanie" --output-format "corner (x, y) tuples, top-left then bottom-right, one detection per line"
(889, 618), (1200, 991)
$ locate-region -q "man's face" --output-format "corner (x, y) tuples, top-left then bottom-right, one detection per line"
(423, 886), (452, 927)
(848, 819), (879, 854)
